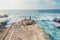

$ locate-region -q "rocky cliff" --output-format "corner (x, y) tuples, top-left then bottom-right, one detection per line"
(0, 19), (50, 40)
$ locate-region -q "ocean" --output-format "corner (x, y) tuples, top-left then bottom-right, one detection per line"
(0, 10), (60, 40)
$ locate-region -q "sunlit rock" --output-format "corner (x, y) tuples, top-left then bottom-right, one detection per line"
(0, 18), (50, 40)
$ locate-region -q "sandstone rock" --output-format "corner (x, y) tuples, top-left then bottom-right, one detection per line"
(0, 19), (50, 40)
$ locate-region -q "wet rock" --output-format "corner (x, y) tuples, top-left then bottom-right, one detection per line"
(57, 26), (60, 29)
(53, 18), (60, 23)
(0, 20), (9, 31)
(0, 14), (8, 18)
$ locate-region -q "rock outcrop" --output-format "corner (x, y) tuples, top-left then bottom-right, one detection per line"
(0, 20), (9, 31)
(0, 19), (50, 40)
(0, 14), (8, 18)
(57, 26), (60, 29)
(53, 18), (60, 29)
(53, 18), (60, 23)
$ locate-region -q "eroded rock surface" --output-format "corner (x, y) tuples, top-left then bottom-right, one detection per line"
(0, 19), (50, 40)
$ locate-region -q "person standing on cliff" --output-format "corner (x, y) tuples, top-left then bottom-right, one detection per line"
(30, 16), (31, 20)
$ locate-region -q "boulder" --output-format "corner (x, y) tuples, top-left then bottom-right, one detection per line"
(0, 14), (8, 18)
(53, 18), (60, 23)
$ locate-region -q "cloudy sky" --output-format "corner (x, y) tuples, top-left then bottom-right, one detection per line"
(0, 0), (60, 10)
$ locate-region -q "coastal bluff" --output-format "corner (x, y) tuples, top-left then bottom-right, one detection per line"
(0, 18), (50, 40)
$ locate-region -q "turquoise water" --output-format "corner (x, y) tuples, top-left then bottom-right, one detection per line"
(35, 20), (60, 40)
(0, 10), (60, 40)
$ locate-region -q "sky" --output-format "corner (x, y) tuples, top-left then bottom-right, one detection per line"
(0, 0), (60, 10)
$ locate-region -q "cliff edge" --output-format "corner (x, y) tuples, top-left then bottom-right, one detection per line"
(1, 18), (50, 40)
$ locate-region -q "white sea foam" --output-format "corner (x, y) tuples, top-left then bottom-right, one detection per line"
(0, 10), (60, 40)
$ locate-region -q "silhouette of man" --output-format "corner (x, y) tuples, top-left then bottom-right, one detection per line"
(30, 16), (31, 20)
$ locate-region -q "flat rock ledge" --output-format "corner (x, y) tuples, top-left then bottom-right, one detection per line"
(0, 19), (50, 40)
